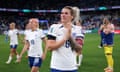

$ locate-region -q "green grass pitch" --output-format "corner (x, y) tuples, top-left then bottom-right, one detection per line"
(0, 33), (119, 72)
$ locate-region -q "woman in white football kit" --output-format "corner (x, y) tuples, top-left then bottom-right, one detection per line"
(6, 22), (19, 64)
(72, 7), (85, 67)
(17, 18), (47, 72)
(47, 6), (82, 72)
(74, 20), (85, 67)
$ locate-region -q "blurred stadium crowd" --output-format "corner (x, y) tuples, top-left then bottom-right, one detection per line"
(0, 0), (120, 9)
(0, 0), (120, 34)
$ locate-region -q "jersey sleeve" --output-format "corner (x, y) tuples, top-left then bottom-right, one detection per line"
(75, 26), (85, 38)
(15, 29), (19, 34)
(74, 26), (84, 46)
(39, 29), (46, 39)
(24, 30), (26, 35)
(47, 24), (57, 40)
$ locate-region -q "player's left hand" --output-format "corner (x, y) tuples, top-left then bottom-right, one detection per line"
(41, 53), (46, 60)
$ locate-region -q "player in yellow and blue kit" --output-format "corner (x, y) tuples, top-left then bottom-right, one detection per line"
(102, 18), (114, 72)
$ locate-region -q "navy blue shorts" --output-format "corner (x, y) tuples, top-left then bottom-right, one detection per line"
(28, 56), (42, 68)
(10, 44), (18, 49)
(51, 68), (77, 72)
(102, 33), (114, 45)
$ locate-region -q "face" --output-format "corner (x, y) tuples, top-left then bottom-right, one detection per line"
(26, 23), (31, 30)
(60, 8), (73, 24)
(29, 19), (39, 30)
(9, 23), (15, 29)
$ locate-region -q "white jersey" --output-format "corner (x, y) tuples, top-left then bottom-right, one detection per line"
(24, 29), (31, 40)
(48, 24), (79, 70)
(25, 29), (45, 57)
(8, 29), (19, 45)
(24, 29), (31, 36)
(73, 26), (85, 38)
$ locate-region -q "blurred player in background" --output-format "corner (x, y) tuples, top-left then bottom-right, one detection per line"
(98, 23), (104, 48)
(102, 18), (114, 72)
(47, 6), (82, 72)
(6, 22), (20, 64)
(73, 7), (85, 67)
(17, 18), (47, 72)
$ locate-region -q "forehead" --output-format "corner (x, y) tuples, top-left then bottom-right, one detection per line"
(10, 23), (15, 26)
(61, 8), (71, 13)
(29, 19), (39, 23)
(27, 23), (31, 26)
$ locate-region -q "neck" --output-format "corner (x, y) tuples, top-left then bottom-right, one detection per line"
(32, 28), (37, 31)
(62, 22), (72, 27)
(10, 28), (14, 30)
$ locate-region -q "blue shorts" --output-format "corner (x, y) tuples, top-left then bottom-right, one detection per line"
(102, 33), (114, 45)
(51, 68), (77, 72)
(10, 44), (18, 49)
(28, 56), (42, 68)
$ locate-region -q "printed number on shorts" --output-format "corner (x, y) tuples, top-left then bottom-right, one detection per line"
(65, 40), (70, 48)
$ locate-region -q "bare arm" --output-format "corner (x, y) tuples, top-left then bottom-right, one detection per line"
(99, 24), (104, 31)
(47, 38), (66, 51)
(41, 37), (48, 60)
(20, 40), (29, 57)
(17, 40), (29, 62)
(111, 24), (115, 32)
(69, 36), (82, 53)
(42, 37), (48, 54)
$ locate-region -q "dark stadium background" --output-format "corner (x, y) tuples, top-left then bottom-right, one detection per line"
(0, 0), (120, 34)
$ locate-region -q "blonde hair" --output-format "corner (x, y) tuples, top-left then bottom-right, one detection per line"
(72, 7), (81, 23)
(29, 18), (39, 28)
(103, 18), (110, 25)
(10, 22), (16, 28)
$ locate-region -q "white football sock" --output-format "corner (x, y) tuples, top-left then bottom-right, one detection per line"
(16, 54), (19, 59)
(78, 54), (83, 66)
(6, 55), (12, 64)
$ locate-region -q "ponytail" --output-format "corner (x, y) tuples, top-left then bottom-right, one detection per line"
(72, 7), (81, 23)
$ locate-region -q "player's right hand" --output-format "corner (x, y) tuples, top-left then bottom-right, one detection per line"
(65, 29), (70, 40)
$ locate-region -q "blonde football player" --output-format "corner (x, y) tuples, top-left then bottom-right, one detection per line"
(6, 22), (19, 64)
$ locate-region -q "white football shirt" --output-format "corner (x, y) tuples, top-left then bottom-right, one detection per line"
(8, 29), (19, 45)
(26, 29), (45, 57)
(24, 29), (31, 37)
(48, 24), (78, 70)
(24, 29), (31, 40)
(73, 26), (85, 39)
